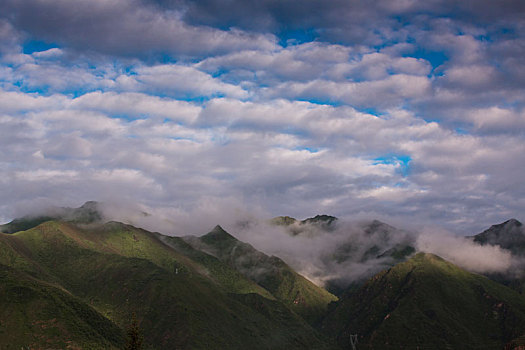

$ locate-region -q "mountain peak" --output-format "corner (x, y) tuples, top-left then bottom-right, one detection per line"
(67, 201), (103, 223)
(472, 218), (525, 254)
(80, 201), (99, 209)
(212, 224), (226, 233)
(202, 225), (237, 243)
(363, 219), (391, 233)
(502, 218), (522, 227)
(302, 214), (338, 224)
(270, 216), (298, 226)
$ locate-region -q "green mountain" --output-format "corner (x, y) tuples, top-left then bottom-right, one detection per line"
(0, 216), (336, 349)
(322, 253), (525, 349)
(184, 225), (337, 324)
(0, 263), (124, 349)
(157, 233), (275, 299)
(6, 204), (525, 349)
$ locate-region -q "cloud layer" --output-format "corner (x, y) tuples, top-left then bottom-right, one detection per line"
(0, 1), (524, 234)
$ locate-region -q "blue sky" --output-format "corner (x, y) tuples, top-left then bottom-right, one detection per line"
(0, 0), (524, 234)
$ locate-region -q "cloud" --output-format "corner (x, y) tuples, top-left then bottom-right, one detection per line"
(0, 19), (23, 55)
(264, 74), (431, 108)
(416, 228), (515, 274)
(118, 64), (249, 99)
(0, 0), (277, 58)
(227, 218), (419, 287)
(71, 91), (201, 123)
(0, 0), (525, 238)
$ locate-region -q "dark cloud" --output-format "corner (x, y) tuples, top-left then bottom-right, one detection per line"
(3, 0), (524, 58)
(0, 0), (276, 58)
(179, 0), (525, 42)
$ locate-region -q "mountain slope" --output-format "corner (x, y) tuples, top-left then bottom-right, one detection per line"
(158, 234), (275, 299)
(468, 219), (525, 294)
(322, 253), (525, 349)
(0, 263), (123, 349)
(184, 225), (337, 324)
(0, 220), (335, 349)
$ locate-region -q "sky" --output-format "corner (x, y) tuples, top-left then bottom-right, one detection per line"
(0, 0), (524, 235)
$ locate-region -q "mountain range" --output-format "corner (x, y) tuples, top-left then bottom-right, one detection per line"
(1, 202), (525, 349)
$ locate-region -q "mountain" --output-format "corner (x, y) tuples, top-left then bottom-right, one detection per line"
(5, 203), (525, 349)
(0, 201), (102, 233)
(330, 220), (415, 263)
(271, 216), (416, 295)
(467, 219), (525, 294)
(270, 215), (298, 226)
(0, 213), (336, 349)
(157, 233), (275, 299)
(322, 253), (525, 349)
(302, 215), (338, 230)
(183, 225), (338, 324)
(270, 214), (338, 235)
(471, 219), (525, 255)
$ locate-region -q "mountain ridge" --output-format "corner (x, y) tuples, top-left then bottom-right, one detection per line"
(0, 216), (336, 349)
(3, 203), (525, 349)
(183, 225), (338, 325)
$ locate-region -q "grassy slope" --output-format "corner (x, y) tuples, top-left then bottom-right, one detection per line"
(158, 234), (275, 299)
(322, 253), (525, 349)
(0, 263), (123, 349)
(0, 216), (56, 234)
(185, 225), (337, 324)
(0, 221), (335, 349)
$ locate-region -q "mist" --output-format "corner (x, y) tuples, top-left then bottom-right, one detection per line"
(3, 200), (521, 289)
(416, 227), (518, 274)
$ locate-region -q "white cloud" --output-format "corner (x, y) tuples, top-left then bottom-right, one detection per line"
(125, 64), (249, 99)
(416, 229), (514, 273)
(71, 91), (201, 123)
(0, 2), (524, 237)
(14, 169), (79, 182)
(265, 74), (431, 107)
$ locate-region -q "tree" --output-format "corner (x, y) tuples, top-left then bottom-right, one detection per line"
(125, 312), (144, 350)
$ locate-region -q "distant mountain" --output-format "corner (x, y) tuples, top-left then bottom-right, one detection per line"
(183, 225), (338, 324)
(0, 218), (335, 349)
(270, 216), (415, 294)
(0, 201), (102, 233)
(270, 215), (298, 226)
(330, 220), (414, 263)
(322, 253), (525, 349)
(270, 214), (338, 235)
(468, 219), (525, 296)
(302, 215), (338, 229)
(471, 219), (525, 255)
